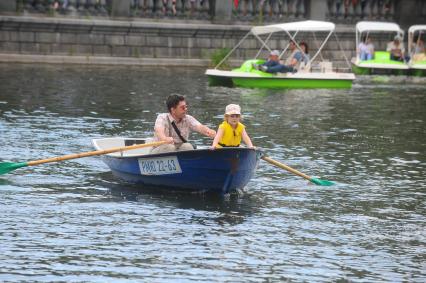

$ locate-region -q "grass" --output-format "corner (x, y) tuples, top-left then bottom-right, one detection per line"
(209, 48), (231, 70)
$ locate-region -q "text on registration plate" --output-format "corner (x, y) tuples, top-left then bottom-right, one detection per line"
(138, 156), (182, 175)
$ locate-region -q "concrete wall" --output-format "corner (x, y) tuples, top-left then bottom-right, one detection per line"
(0, 16), (406, 69)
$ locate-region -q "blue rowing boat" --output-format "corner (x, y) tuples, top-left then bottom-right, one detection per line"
(92, 137), (261, 194)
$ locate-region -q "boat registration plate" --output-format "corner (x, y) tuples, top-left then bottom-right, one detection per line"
(138, 156), (182, 175)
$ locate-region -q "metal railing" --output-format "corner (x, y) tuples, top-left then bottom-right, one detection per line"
(326, 0), (398, 23)
(16, 0), (212, 19)
(232, 0), (307, 22)
(18, 0), (109, 16)
(10, 0), (426, 24)
(130, 0), (212, 19)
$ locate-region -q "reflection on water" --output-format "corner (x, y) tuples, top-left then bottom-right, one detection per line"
(0, 63), (425, 282)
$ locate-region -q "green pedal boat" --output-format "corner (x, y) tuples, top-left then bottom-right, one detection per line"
(351, 21), (409, 75)
(408, 25), (426, 77)
(205, 20), (355, 89)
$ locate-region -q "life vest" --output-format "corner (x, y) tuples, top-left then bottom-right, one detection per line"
(218, 121), (244, 147)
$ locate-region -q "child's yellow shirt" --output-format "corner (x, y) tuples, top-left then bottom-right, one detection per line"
(218, 121), (245, 147)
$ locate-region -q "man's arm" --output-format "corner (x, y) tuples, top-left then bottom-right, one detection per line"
(196, 124), (216, 138)
(187, 115), (216, 138)
(289, 52), (302, 67)
(154, 116), (174, 144)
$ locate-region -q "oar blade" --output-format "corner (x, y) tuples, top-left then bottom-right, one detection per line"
(310, 178), (335, 186)
(0, 162), (28, 175)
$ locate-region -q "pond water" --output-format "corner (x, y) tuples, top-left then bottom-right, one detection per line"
(0, 63), (425, 282)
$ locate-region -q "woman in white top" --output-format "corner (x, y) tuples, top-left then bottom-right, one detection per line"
(358, 36), (374, 61)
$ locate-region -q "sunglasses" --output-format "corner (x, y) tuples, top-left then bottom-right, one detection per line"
(178, 104), (188, 110)
(229, 114), (240, 118)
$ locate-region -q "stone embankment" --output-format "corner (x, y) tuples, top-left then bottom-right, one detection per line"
(0, 16), (397, 69)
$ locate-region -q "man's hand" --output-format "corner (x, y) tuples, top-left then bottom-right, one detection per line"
(206, 128), (216, 138)
(164, 137), (174, 144)
(198, 125), (216, 138)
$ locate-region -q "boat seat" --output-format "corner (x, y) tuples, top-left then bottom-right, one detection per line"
(298, 61), (311, 72)
(319, 61), (333, 73)
(374, 51), (391, 60)
(95, 138), (153, 157)
(125, 139), (145, 146)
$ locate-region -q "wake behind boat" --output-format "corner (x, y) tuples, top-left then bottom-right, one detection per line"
(92, 137), (261, 194)
(206, 20), (355, 89)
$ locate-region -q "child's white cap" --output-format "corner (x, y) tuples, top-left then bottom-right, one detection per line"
(225, 104), (241, 115)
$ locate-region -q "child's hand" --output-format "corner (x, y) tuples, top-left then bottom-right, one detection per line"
(210, 145), (216, 150)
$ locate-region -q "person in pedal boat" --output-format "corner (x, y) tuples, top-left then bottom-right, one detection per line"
(358, 36), (375, 61)
(151, 94), (216, 154)
(211, 104), (254, 149)
(253, 41), (302, 74)
(411, 36), (425, 62)
(387, 35), (408, 62)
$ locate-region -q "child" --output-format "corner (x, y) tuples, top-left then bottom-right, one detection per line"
(211, 104), (254, 149)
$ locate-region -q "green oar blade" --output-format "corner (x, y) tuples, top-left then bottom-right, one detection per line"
(310, 178), (335, 186)
(0, 162), (28, 175)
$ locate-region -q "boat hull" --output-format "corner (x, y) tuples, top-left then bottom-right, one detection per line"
(351, 52), (409, 76)
(352, 63), (408, 76)
(206, 68), (354, 89)
(208, 74), (234, 87)
(409, 62), (426, 76)
(101, 148), (261, 194)
(411, 69), (426, 77)
(232, 76), (353, 89)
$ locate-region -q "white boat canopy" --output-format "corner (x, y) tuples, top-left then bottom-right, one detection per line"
(356, 21), (401, 33)
(408, 25), (426, 58)
(408, 25), (426, 34)
(251, 20), (335, 35)
(214, 20), (350, 71)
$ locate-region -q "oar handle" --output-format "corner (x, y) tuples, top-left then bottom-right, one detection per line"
(27, 141), (167, 166)
(261, 156), (312, 181)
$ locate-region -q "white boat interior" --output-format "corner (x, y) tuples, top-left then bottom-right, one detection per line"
(92, 137), (154, 157)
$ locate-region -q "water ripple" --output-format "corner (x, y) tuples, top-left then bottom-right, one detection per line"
(0, 64), (425, 282)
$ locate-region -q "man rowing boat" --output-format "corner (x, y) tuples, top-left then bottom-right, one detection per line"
(151, 94), (216, 154)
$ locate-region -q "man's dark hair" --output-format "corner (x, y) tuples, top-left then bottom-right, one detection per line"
(166, 94), (185, 112)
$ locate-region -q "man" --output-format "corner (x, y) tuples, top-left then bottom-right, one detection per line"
(151, 94), (216, 154)
(253, 49), (295, 74)
(284, 40), (303, 70)
(387, 35), (406, 62)
(254, 41), (301, 74)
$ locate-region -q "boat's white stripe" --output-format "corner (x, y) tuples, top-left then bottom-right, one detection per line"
(205, 69), (355, 80)
(409, 64), (426, 70)
(352, 62), (409, 70)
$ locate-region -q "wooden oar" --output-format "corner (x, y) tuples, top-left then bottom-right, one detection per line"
(261, 156), (334, 186)
(0, 140), (166, 175)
